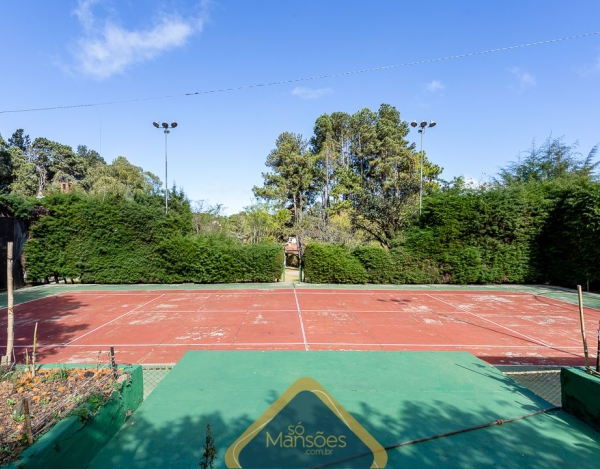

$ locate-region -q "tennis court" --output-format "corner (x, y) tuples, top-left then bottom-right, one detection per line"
(2, 286), (598, 366)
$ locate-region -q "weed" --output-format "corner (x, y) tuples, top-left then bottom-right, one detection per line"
(47, 366), (70, 381)
(70, 404), (93, 423)
(6, 399), (17, 407)
(199, 424), (217, 469)
(85, 393), (107, 413)
(0, 366), (17, 383)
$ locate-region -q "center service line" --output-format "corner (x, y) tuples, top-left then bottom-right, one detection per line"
(293, 285), (309, 351)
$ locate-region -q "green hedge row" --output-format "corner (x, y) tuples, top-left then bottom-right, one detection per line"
(157, 235), (283, 283)
(303, 181), (600, 286)
(302, 244), (442, 285)
(23, 193), (283, 284)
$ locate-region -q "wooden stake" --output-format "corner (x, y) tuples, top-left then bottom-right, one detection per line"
(31, 322), (38, 378)
(23, 398), (33, 445)
(1, 242), (14, 367)
(596, 320), (600, 373)
(110, 346), (118, 378)
(577, 285), (590, 369)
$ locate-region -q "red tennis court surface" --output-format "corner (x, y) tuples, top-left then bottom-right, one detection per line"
(2, 289), (598, 366)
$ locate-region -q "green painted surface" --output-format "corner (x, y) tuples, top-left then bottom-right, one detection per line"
(561, 367), (600, 433)
(90, 352), (600, 468)
(9, 365), (143, 469)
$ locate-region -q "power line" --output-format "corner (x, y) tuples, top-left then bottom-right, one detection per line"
(2, 31), (599, 115)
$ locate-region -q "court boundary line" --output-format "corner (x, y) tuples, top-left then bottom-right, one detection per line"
(293, 285), (309, 351)
(12, 343), (586, 350)
(426, 294), (554, 349)
(63, 294), (166, 345)
(1, 288), (593, 365)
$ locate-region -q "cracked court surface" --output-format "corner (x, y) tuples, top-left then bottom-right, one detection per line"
(2, 288), (598, 366)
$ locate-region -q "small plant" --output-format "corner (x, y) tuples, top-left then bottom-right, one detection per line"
(11, 412), (25, 423)
(85, 393), (107, 413)
(199, 424), (217, 469)
(6, 398), (17, 407)
(0, 365), (16, 382)
(48, 366), (70, 381)
(70, 405), (93, 424)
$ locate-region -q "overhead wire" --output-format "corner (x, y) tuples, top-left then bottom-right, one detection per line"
(1, 31), (599, 115)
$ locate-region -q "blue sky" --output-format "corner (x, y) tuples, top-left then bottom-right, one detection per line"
(1, 0), (599, 214)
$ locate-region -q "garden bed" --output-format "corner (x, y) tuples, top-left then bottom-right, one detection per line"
(1, 361), (143, 467)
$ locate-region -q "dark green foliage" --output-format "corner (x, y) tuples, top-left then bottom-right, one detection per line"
(408, 184), (548, 284)
(303, 183), (549, 285)
(536, 181), (600, 287)
(352, 246), (395, 283)
(303, 244), (367, 284)
(388, 247), (443, 284)
(158, 235), (283, 283)
(0, 194), (37, 220)
(23, 192), (283, 284)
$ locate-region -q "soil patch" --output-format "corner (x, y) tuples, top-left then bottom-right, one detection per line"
(0, 365), (122, 466)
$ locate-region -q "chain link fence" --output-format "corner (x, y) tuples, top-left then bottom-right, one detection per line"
(141, 365), (174, 400)
(503, 370), (561, 406)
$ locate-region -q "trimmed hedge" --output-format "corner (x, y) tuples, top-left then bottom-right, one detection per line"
(157, 235), (283, 283)
(24, 193), (283, 284)
(303, 244), (367, 284)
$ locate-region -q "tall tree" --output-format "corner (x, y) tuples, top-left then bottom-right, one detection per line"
(7, 129), (31, 153)
(8, 146), (37, 196)
(76, 145), (105, 171)
(85, 156), (162, 199)
(253, 132), (318, 258)
(347, 104), (441, 248)
(0, 134), (13, 193)
(496, 136), (599, 185)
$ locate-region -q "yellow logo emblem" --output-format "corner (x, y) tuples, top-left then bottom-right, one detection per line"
(225, 377), (387, 468)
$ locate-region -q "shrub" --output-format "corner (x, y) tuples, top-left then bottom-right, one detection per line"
(352, 246), (395, 284)
(303, 244), (367, 284)
(24, 193), (283, 284)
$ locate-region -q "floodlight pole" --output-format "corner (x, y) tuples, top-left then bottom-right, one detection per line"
(410, 120), (436, 216)
(153, 121), (178, 213)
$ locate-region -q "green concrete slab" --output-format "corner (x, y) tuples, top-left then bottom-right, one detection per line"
(89, 351), (600, 468)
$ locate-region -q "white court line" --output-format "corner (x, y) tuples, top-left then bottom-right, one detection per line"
(14, 343), (585, 350)
(426, 293), (554, 348)
(64, 294), (166, 345)
(293, 285), (309, 351)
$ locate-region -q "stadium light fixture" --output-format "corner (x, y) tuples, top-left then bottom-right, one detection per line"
(410, 120), (437, 216)
(153, 121), (178, 213)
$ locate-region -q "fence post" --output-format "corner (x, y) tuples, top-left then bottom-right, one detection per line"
(1, 242), (14, 367)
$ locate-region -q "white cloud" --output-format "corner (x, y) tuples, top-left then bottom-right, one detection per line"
(425, 80), (445, 93)
(71, 0), (206, 80)
(577, 51), (600, 76)
(291, 87), (333, 100)
(508, 67), (537, 91)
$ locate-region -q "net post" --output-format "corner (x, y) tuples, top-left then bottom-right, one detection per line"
(577, 285), (590, 370)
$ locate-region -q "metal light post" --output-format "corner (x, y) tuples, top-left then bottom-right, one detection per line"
(153, 121), (178, 213)
(410, 120), (436, 216)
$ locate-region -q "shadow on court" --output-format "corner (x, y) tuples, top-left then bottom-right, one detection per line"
(0, 294), (90, 361)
